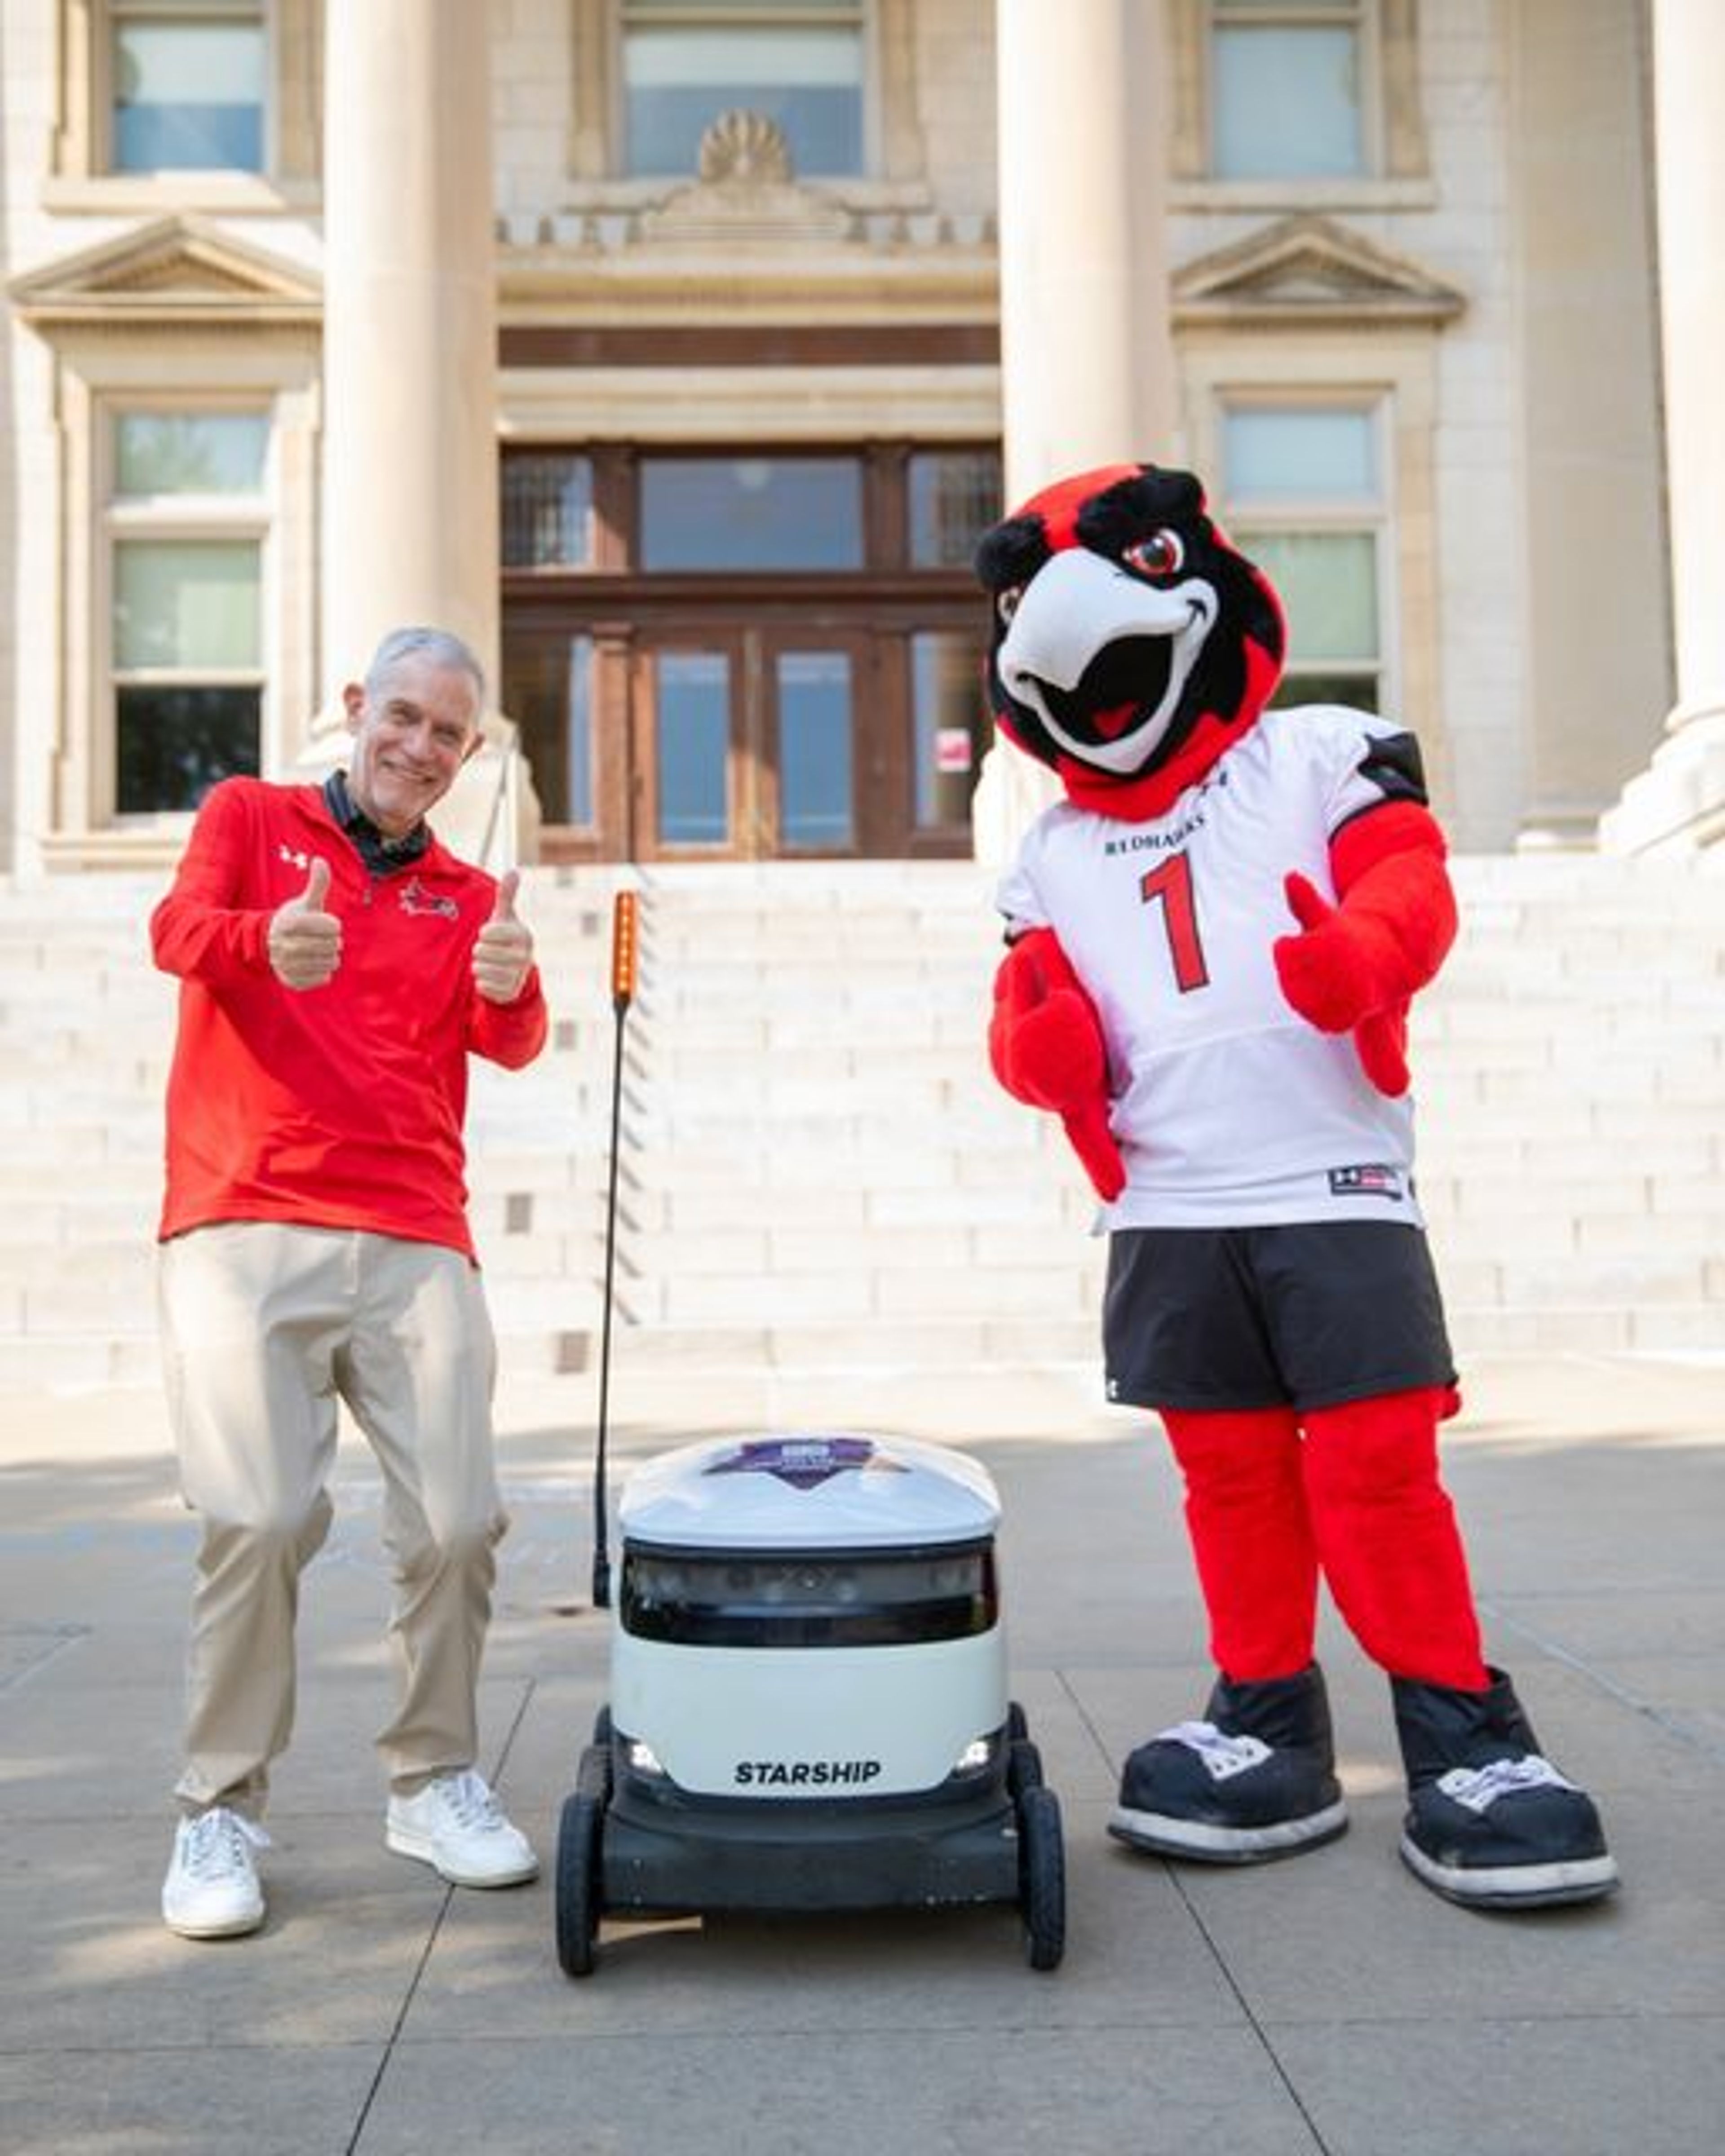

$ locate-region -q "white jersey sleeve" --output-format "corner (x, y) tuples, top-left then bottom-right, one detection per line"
(1318, 707), (1434, 835)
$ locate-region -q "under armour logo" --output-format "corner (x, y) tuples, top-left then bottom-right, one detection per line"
(278, 843), (310, 873)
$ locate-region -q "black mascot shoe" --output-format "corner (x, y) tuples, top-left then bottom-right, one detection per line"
(1392, 1667), (1619, 1909)
(1108, 1664), (1348, 1864)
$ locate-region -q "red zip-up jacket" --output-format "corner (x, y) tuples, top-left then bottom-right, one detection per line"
(151, 777), (548, 1258)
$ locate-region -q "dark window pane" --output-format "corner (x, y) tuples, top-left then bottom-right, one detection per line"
(116, 685), (259, 812)
(502, 455), (594, 569)
(911, 630), (985, 828)
(777, 650), (852, 847)
(656, 652), (730, 843)
(909, 451), (1002, 568)
(502, 635), (594, 825)
(641, 458), (862, 570)
(1269, 671), (1380, 714)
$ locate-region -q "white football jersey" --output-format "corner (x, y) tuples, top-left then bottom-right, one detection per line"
(996, 706), (1431, 1229)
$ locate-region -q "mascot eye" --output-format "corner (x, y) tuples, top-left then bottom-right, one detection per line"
(996, 586), (1024, 627)
(1122, 530), (1185, 579)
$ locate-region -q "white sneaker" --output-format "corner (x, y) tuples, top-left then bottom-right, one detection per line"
(162, 1808), (270, 1939)
(385, 1769), (538, 1887)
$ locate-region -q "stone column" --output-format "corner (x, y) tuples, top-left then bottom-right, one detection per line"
(1511, 0), (1665, 850)
(994, 0), (1178, 502)
(1599, 0), (1725, 852)
(316, 0), (531, 861)
(973, 0), (1181, 861)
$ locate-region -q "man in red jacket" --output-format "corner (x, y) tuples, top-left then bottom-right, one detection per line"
(152, 626), (548, 1940)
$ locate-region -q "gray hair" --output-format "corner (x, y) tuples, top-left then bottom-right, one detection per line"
(364, 626), (487, 713)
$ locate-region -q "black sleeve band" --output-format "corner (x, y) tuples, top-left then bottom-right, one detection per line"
(1356, 729), (1429, 807)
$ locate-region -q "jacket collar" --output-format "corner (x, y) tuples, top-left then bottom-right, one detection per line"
(322, 770), (431, 877)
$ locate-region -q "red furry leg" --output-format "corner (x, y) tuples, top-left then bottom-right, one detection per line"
(1301, 1388), (1489, 1689)
(1160, 1407), (1318, 1682)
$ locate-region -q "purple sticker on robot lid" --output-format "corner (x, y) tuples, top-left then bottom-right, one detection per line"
(703, 1436), (906, 1492)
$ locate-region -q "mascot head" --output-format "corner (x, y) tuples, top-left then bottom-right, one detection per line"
(974, 462), (1287, 819)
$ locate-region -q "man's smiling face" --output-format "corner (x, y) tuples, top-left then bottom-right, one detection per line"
(342, 654), (481, 839)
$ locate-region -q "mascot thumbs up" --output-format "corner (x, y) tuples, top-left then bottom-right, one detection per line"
(979, 462), (1616, 1910)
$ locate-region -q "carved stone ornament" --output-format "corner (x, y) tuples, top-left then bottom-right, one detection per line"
(699, 109), (796, 187)
(640, 108), (854, 245)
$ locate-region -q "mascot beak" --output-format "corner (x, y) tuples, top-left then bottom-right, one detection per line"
(999, 548), (1218, 776)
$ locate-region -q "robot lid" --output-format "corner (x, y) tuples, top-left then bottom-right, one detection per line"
(618, 1432), (1002, 1555)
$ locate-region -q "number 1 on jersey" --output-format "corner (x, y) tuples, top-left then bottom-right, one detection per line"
(1140, 853), (1210, 992)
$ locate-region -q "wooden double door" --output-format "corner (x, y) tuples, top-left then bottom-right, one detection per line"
(504, 601), (984, 863)
(632, 625), (876, 860)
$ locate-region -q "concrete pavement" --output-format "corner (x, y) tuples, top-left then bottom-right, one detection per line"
(2, 1348), (1722, 2156)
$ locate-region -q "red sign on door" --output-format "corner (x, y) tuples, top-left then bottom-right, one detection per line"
(934, 727), (973, 774)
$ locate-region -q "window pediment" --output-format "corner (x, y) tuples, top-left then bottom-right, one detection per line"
(1173, 215), (1464, 328)
(10, 215), (321, 328)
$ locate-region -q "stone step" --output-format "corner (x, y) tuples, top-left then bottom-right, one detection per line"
(4, 855), (1724, 1379)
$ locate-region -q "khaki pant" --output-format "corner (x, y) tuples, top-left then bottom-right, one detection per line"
(159, 1223), (506, 1813)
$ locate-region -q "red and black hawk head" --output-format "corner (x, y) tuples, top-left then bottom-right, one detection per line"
(974, 462), (1287, 819)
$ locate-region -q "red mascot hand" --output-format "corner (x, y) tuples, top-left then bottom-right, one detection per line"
(989, 928), (1126, 1200)
(1272, 803), (1458, 1099)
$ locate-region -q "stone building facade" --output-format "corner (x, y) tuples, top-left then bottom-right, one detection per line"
(0, 0), (1716, 876)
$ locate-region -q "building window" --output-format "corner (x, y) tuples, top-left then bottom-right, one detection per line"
(1169, 0), (1427, 188)
(640, 454), (865, 570)
(777, 649), (855, 845)
(1221, 404), (1385, 711)
(620, 0), (865, 177)
(108, 2), (266, 172)
(109, 410), (267, 812)
(910, 630), (985, 830)
(1209, 1), (1364, 179)
(502, 437), (995, 854)
(908, 450), (1001, 569)
(654, 650), (731, 843)
(115, 409), (267, 494)
(51, 0), (320, 194)
(503, 633), (597, 830)
(502, 454), (595, 569)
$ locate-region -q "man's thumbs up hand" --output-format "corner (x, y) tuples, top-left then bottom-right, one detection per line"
(473, 868), (533, 1003)
(268, 857), (342, 990)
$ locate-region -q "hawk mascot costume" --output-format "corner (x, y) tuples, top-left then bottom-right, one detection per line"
(979, 462), (1617, 1909)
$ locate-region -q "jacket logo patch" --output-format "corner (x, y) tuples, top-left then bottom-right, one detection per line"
(1329, 1164), (1406, 1202)
(398, 876), (460, 920)
(278, 842), (310, 873)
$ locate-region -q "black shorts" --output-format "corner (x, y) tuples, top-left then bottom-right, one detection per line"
(1102, 1220), (1456, 1414)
